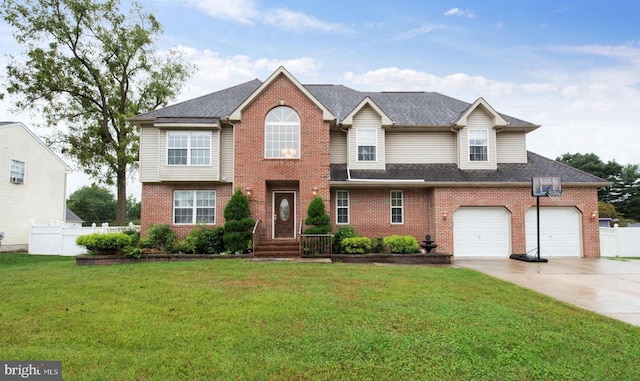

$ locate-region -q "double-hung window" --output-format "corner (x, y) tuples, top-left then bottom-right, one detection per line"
(390, 190), (403, 224)
(357, 129), (377, 161)
(173, 190), (216, 224)
(336, 190), (349, 224)
(468, 129), (488, 162)
(167, 131), (211, 166)
(9, 159), (25, 183)
(265, 106), (300, 159)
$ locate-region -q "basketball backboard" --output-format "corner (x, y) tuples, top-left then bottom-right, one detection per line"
(531, 177), (562, 197)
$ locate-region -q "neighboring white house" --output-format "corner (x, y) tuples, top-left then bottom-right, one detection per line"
(0, 122), (71, 252)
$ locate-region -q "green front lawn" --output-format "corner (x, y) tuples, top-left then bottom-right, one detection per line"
(1, 254), (639, 380)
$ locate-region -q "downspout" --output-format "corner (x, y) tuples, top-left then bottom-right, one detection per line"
(338, 113), (351, 181)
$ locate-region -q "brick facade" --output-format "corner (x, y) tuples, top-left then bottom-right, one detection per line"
(136, 67), (604, 258)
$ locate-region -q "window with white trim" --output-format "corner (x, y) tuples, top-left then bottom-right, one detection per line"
(390, 190), (403, 224)
(167, 131), (211, 166)
(357, 129), (377, 161)
(9, 159), (25, 183)
(336, 190), (349, 224)
(265, 106), (300, 158)
(468, 129), (488, 162)
(173, 190), (216, 224)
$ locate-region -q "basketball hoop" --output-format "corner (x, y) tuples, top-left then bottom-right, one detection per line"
(546, 189), (563, 202)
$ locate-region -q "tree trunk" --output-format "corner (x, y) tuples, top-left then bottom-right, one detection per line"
(115, 168), (127, 225)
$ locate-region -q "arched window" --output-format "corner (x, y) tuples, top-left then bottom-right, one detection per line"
(265, 106), (300, 158)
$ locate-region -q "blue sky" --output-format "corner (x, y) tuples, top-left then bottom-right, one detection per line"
(2, 0), (640, 198)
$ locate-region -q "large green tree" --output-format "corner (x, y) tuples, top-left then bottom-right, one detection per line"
(557, 153), (640, 221)
(1, 0), (194, 224)
(67, 185), (116, 226)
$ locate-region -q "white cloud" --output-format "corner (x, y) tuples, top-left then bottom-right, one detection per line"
(395, 24), (444, 41)
(342, 67), (514, 96)
(179, 0), (352, 33)
(182, 0), (259, 24)
(173, 47), (322, 101)
(444, 8), (476, 18)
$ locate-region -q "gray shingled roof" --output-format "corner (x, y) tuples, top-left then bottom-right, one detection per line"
(133, 79), (263, 123)
(331, 152), (608, 185)
(131, 78), (535, 127)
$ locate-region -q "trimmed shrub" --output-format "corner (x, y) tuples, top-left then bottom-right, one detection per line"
(224, 190), (255, 254)
(333, 225), (356, 253)
(383, 235), (419, 254)
(76, 233), (132, 255)
(343, 236), (372, 254)
(303, 196), (331, 234)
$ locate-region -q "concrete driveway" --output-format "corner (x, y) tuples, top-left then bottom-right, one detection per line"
(453, 257), (640, 327)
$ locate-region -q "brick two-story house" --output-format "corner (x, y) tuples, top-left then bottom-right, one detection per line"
(130, 67), (607, 258)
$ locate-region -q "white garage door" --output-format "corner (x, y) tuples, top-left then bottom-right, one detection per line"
(454, 207), (511, 257)
(525, 207), (582, 257)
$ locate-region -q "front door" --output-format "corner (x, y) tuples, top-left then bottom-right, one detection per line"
(273, 192), (295, 239)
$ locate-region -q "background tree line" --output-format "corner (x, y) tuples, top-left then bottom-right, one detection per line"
(556, 153), (640, 224)
(67, 185), (140, 226)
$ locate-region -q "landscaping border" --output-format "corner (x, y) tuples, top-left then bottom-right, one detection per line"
(323, 253), (452, 265)
(76, 253), (251, 266)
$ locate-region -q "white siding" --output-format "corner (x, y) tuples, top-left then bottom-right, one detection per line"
(0, 124), (67, 248)
(157, 129), (220, 182)
(386, 132), (456, 163)
(458, 108), (497, 170)
(139, 126), (160, 182)
(220, 126), (234, 182)
(348, 106), (385, 170)
(330, 131), (347, 164)
(497, 133), (527, 163)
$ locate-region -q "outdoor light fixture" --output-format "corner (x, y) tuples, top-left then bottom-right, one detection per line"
(245, 187), (252, 198)
(442, 212), (448, 220)
(312, 187), (318, 196)
(591, 211), (597, 220)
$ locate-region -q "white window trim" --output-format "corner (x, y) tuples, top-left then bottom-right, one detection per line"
(356, 128), (377, 162)
(390, 190), (404, 224)
(265, 106), (301, 159)
(173, 190), (216, 225)
(166, 131), (212, 166)
(336, 190), (350, 225)
(468, 129), (489, 162)
(9, 159), (25, 184)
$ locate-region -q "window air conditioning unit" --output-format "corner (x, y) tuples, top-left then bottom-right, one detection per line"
(10, 177), (23, 184)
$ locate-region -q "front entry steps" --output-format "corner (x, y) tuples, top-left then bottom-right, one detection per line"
(253, 240), (300, 258)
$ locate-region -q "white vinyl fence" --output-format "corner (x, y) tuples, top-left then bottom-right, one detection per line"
(29, 222), (140, 256)
(600, 226), (640, 257)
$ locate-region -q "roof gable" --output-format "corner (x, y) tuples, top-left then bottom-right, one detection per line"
(341, 97), (393, 126)
(454, 97), (508, 127)
(0, 122), (71, 171)
(229, 66), (334, 121)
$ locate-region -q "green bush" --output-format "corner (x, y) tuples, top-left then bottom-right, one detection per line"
(383, 235), (419, 254)
(76, 233), (132, 255)
(342, 236), (372, 254)
(371, 237), (385, 253)
(224, 190), (255, 254)
(186, 225), (225, 254)
(171, 239), (196, 254)
(333, 226), (356, 253)
(303, 196), (331, 234)
(143, 224), (176, 251)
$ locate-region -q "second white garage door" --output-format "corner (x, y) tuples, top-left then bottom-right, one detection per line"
(525, 207), (582, 257)
(453, 207), (511, 257)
